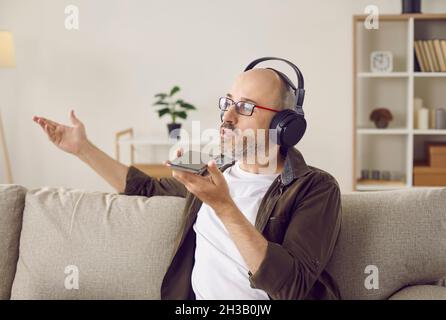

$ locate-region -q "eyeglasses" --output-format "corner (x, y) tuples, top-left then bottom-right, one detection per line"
(218, 97), (280, 117)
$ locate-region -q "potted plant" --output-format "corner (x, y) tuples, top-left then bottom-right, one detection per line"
(152, 85), (197, 139)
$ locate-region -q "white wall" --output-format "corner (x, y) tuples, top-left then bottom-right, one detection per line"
(0, 0), (445, 193)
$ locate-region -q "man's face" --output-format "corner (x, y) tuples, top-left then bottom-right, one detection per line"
(220, 68), (283, 163)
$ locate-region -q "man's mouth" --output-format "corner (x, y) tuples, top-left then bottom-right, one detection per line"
(220, 127), (236, 138)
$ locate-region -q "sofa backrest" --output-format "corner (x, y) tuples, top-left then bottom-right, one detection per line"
(0, 185), (27, 299)
(326, 187), (446, 299)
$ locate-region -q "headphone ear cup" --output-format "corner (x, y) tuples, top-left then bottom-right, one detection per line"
(284, 115), (306, 147)
(269, 110), (306, 148)
(220, 110), (225, 122)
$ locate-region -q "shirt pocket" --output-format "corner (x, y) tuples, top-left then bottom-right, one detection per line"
(265, 216), (289, 243)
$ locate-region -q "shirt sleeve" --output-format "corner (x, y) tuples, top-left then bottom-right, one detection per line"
(248, 175), (342, 299)
(119, 165), (188, 198)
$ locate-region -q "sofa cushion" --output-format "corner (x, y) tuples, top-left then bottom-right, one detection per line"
(389, 285), (446, 300)
(11, 187), (186, 299)
(0, 184), (27, 300)
(327, 188), (446, 300)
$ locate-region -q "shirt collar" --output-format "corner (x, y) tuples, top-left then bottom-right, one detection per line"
(280, 147), (311, 185)
(218, 147), (311, 186)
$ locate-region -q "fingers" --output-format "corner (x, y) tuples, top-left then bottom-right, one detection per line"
(33, 117), (52, 132)
(33, 116), (58, 142)
(166, 147), (184, 164)
(70, 109), (81, 125)
(172, 169), (202, 185)
(33, 116), (58, 131)
(206, 159), (224, 185)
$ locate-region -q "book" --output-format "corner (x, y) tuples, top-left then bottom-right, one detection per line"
(422, 40), (435, 72)
(418, 40), (430, 72)
(414, 41), (426, 72)
(433, 39), (446, 72)
(428, 40), (440, 72)
(441, 40), (446, 71)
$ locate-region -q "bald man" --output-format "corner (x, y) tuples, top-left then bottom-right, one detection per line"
(33, 66), (342, 300)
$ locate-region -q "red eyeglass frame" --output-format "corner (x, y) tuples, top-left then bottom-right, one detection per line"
(219, 96), (280, 116)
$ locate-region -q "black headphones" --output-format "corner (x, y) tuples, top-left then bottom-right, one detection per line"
(221, 57), (307, 148)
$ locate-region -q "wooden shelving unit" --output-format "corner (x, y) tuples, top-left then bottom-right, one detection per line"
(353, 14), (446, 191)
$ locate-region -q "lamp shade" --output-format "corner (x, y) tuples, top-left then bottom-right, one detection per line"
(0, 31), (16, 68)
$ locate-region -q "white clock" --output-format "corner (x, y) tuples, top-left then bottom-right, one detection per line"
(370, 51), (393, 73)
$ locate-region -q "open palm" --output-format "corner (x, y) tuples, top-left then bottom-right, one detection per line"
(33, 110), (88, 155)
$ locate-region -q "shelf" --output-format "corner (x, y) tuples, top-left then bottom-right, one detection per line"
(357, 72), (409, 78)
(354, 14), (446, 22)
(413, 129), (446, 135)
(357, 128), (408, 135)
(414, 72), (446, 77)
(358, 72), (446, 78)
(356, 184), (408, 191)
(357, 129), (446, 135)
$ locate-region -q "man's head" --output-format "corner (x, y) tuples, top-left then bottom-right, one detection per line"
(220, 68), (296, 164)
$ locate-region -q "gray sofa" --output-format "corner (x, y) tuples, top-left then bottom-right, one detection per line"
(1, 184), (445, 300)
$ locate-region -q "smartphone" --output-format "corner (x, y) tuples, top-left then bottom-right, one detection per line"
(166, 151), (232, 174)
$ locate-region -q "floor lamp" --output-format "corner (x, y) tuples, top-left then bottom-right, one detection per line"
(0, 31), (15, 184)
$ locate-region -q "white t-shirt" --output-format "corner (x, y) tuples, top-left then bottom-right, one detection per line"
(191, 160), (280, 300)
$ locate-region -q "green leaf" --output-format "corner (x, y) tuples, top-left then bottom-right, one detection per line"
(179, 102), (196, 110)
(173, 111), (187, 119)
(154, 93), (167, 99)
(153, 100), (169, 106)
(174, 99), (184, 105)
(169, 86), (181, 96)
(157, 108), (171, 117)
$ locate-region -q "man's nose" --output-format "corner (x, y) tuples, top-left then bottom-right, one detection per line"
(222, 105), (238, 123)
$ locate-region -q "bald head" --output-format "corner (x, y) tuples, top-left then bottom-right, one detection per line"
(229, 68), (296, 111)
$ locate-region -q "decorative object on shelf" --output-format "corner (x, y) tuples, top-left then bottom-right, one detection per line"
(0, 31), (15, 184)
(426, 142), (446, 168)
(435, 108), (445, 129)
(429, 108), (436, 129)
(370, 51), (393, 73)
(369, 108), (393, 128)
(381, 171), (391, 180)
(371, 170), (380, 180)
(357, 169), (406, 186)
(413, 97), (423, 128)
(360, 169), (370, 180)
(402, 0), (422, 14)
(413, 141), (446, 186)
(417, 107), (429, 129)
(152, 85), (197, 140)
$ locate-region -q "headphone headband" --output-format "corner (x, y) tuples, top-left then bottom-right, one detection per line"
(243, 57), (305, 109)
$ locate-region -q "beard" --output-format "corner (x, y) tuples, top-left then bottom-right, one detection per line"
(220, 134), (254, 161)
(220, 126), (276, 167)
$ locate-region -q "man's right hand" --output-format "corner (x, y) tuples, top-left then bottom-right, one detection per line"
(33, 110), (89, 156)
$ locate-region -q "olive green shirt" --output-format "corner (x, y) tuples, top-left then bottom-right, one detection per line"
(122, 147), (342, 300)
